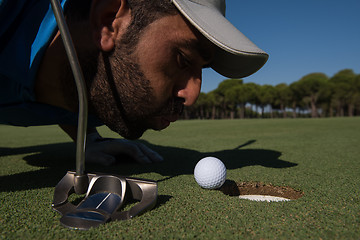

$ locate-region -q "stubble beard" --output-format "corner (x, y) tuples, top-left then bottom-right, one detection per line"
(80, 43), (183, 139)
(63, 24), (184, 139)
(85, 44), (155, 140)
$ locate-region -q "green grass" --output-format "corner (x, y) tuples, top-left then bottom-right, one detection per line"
(1, 118), (359, 239)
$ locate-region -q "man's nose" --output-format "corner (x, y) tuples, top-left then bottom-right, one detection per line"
(175, 72), (202, 106)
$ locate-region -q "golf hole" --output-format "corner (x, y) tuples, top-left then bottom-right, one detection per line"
(219, 180), (304, 202)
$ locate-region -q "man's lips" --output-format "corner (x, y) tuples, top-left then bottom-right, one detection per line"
(163, 114), (179, 123)
(157, 114), (179, 130)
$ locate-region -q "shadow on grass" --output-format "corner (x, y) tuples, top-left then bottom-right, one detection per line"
(0, 139), (297, 193)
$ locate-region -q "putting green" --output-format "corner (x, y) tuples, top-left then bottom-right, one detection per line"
(0, 117), (359, 239)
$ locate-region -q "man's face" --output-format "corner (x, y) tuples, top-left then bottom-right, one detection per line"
(88, 13), (213, 139)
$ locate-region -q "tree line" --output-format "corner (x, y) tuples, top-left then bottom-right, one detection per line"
(182, 69), (360, 119)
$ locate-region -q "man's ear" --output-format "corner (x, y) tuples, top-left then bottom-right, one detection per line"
(90, 0), (131, 52)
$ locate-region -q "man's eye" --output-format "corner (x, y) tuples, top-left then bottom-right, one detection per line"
(177, 52), (191, 69)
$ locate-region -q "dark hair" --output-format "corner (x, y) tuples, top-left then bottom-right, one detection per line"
(122, 0), (178, 49)
(66, 0), (177, 29)
(66, 0), (178, 50)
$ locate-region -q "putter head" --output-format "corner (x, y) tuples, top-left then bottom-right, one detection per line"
(52, 171), (157, 230)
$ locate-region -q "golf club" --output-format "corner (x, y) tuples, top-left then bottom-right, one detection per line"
(49, 0), (158, 230)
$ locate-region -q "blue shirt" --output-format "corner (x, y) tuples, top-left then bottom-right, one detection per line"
(0, 0), (101, 127)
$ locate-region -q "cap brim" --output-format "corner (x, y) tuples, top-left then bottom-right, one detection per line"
(172, 0), (269, 78)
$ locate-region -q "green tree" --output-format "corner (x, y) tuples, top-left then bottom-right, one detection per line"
(192, 92), (208, 119)
(274, 83), (291, 118)
(289, 81), (302, 118)
(215, 79), (243, 118)
(257, 85), (276, 118)
(245, 82), (260, 118)
(224, 83), (254, 119)
(207, 90), (221, 119)
(295, 73), (328, 118)
(354, 74), (360, 116)
(224, 87), (239, 119)
(329, 69), (358, 116)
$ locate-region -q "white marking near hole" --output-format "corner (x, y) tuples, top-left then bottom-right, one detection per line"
(239, 195), (291, 202)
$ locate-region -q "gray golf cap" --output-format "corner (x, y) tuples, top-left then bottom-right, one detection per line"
(171, 0), (269, 78)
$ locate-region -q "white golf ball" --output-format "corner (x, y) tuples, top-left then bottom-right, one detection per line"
(194, 157), (227, 189)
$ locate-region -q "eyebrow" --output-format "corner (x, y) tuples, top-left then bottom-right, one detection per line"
(175, 39), (214, 66)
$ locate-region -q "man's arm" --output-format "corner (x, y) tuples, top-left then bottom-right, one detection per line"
(59, 124), (163, 166)
(59, 124), (96, 141)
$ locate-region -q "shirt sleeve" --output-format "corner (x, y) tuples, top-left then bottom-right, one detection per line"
(0, 0), (102, 128)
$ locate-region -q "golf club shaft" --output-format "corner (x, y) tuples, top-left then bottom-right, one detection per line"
(50, 0), (87, 177)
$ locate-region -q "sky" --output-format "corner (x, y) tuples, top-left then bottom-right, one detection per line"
(201, 0), (360, 93)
